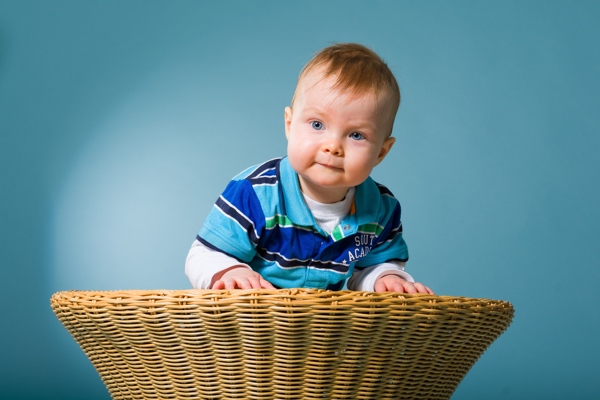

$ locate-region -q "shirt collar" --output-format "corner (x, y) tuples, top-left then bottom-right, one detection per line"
(279, 157), (381, 228)
(279, 157), (315, 227)
(353, 176), (382, 226)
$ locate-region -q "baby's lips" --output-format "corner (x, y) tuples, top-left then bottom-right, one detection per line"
(316, 161), (343, 170)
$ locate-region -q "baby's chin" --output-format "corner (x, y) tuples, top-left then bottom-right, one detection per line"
(298, 178), (351, 203)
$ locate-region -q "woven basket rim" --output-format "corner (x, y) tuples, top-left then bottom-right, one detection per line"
(51, 288), (513, 304)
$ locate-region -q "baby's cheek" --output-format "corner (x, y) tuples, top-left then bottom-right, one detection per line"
(289, 143), (311, 163)
(286, 151), (306, 174)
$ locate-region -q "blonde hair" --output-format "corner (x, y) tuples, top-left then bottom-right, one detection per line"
(292, 43), (400, 115)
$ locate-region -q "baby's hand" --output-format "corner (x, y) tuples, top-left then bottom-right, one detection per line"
(374, 275), (434, 294)
(211, 266), (275, 290)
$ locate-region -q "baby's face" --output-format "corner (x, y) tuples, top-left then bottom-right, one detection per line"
(285, 70), (396, 204)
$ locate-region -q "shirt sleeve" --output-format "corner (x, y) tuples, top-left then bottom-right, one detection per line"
(347, 261), (414, 291)
(185, 239), (251, 289)
(198, 178), (266, 262)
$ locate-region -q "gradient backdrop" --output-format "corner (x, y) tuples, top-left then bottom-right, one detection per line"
(1, 1), (599, 399)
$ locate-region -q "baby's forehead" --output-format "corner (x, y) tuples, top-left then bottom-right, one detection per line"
(299, 67), (361, 93)
(297, 68), (389, 107)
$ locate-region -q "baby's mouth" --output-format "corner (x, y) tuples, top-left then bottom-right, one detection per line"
(317, 162), (343, 171)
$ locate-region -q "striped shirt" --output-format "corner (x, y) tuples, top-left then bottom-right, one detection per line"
(198, 157), (408, 289)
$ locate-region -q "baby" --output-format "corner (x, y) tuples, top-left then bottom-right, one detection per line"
(186, 43), (433, 294)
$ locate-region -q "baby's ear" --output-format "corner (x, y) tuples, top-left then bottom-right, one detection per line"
(376, 136), (396, 165)
(284, 107), (292, 139)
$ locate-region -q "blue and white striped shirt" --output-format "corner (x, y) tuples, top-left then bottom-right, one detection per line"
(198, 157), (408, 289)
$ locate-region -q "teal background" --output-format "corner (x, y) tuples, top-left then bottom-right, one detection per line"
(1, 1), (599, 398)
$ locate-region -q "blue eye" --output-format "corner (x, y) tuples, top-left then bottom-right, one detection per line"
(311, 121), (324, 130)
(350, 132), (364, 140)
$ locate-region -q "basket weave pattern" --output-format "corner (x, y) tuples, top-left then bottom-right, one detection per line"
(51, 289), (514, 400)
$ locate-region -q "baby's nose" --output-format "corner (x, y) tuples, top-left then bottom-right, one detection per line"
(322, 137), (343, 156)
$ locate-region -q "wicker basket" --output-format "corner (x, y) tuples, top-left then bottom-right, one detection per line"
(51, 289), (514, 400)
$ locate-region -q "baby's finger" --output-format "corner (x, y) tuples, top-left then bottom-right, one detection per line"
(413, 282), (435, 295)
(259, 277), (275, 289)
(374, 279), (389, 293)
(392, 280), (411, 293)
(218, 277), (249, 290)
(244, 276), (267, 289)
(403, 282), (419, 294)
(413, 282), (428, 294)
(232, 275), (268, 289)
(223, 278), (240, 290)
(232, 277), (252, 289)
(212, 280), (225, 290)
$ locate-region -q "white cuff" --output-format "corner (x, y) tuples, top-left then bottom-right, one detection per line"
(347, 261), (414, 291)
(185, 239), (250, 289)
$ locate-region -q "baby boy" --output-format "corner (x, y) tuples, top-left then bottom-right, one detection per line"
(186, 43), (433, 294)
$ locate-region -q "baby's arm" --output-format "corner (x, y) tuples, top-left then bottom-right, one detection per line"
(374, 274), (434, 294)
(348, 261), (434, 294)
(185, 239), (273, 289)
